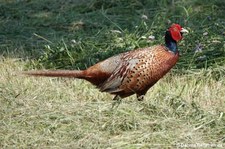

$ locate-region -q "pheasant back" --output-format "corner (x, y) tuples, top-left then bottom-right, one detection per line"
(98, 45), (179, 99)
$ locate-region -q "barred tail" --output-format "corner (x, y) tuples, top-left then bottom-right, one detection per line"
(23, 70), (85, 78)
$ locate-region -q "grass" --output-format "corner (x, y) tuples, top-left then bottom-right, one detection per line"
(0, 0), (225, 148)
(1, 58), (225, 148)
(1, 0), (224, 69)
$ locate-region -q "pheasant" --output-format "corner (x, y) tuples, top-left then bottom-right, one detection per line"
(24, 24), (188, 101)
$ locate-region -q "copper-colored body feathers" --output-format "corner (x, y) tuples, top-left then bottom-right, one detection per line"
(24, 24), (188, 100)
(25, 45), (178, 100)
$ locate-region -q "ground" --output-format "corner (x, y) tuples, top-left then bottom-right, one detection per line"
(0, 0), (225, 148)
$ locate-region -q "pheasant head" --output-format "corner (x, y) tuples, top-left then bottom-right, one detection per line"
(165, 24), (188, 53)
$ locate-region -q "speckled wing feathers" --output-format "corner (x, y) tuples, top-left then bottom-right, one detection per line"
(99, 45), (179, 98)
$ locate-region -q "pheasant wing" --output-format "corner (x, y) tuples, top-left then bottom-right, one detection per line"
(99, 53), (142, 93)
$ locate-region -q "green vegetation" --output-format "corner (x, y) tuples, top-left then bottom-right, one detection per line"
(1, 0), (224, 69)
(0, 0), (225, 148)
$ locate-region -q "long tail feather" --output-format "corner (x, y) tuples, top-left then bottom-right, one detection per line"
(23, 70), (85, 78)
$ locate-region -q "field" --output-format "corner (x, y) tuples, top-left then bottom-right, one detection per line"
(0, 0), (225, 148)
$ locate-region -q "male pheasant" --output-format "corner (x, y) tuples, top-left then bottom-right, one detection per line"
(25, 24), (188, 101)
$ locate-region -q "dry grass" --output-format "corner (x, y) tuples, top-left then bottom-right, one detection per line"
(1, 0), (225, 148)
(1, 58), (224, 148)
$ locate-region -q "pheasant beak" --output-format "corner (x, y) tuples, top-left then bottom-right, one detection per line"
(180, 28), (189, 33)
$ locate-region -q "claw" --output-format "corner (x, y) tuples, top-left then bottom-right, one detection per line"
(137, 95), (145, 101)
(111, 95), (122, 109)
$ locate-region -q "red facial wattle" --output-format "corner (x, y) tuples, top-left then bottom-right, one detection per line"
(169, 24), (183, 42)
